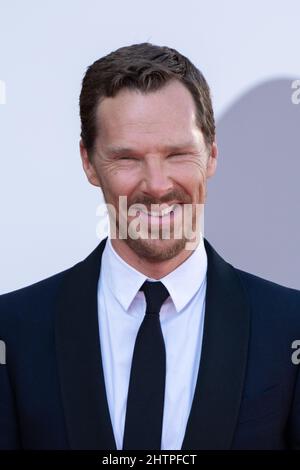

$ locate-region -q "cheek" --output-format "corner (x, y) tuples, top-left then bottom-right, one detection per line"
(174, 165), (206, 193)
(101, 170), (140, 202)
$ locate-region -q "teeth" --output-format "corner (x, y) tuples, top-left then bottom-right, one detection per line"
(140, 204), (176, 217)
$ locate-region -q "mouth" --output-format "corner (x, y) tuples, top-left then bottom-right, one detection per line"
(134, 203), (183, 228)
(139, 203), (179, 218)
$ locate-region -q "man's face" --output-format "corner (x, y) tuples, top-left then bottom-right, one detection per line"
(81, 80), (217, 261)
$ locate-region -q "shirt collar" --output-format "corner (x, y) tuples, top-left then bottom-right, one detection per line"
(101, 235), (207, 313)
(160, 236), (207, 312)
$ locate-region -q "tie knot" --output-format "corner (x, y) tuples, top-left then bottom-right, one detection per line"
(140, 280), (170, 315)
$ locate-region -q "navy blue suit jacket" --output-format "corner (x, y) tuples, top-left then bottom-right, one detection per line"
(0, 238), (300, 449)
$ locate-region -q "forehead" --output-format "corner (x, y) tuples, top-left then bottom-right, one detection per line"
(95, 80), (201, 150)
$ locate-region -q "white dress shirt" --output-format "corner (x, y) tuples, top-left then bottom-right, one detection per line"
(97, 235), (207, 450)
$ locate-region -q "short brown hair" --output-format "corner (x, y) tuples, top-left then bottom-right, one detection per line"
(79, 43), (215, 156)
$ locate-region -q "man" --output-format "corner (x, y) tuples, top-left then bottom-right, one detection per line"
(0, 43), (299, 450)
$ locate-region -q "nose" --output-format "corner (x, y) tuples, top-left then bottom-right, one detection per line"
(141, 155), (173, 200)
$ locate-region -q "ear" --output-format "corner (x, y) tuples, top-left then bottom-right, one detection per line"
(206, 140), (218, 178)
(79, 140), (101, 187)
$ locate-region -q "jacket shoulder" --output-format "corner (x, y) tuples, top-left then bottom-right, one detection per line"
(236, 268), (300, 298)
(0, 240), (105, 336)
(0, 267), (73, 336)
(235, 268), (300, 327)
(0, 269), (69, 305)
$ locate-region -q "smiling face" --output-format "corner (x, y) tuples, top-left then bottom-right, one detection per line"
(81, 79), (217, 266)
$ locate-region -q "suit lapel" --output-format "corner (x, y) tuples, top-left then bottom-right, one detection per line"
(55, 236), (250, 450)
(181, 239), (251, 450)
(55, 237), (116, 450)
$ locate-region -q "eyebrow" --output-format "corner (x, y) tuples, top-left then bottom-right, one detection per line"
(105, 142), (198, 157)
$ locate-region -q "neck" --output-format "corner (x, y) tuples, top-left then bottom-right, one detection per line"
(110, 238), (198, 279)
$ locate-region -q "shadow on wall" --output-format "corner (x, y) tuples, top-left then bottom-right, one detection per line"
(206, 78), (300, 289)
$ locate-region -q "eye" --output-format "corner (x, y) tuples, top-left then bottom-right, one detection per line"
(167, 153), (187, 159)
(119, 156), (137, 160)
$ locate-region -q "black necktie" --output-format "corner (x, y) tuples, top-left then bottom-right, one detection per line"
(122, 280), (170, 450)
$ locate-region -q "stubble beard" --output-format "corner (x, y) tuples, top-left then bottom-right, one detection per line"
(115, 208), (200, 262)
(125, 235), (188, 262)
(105, 191), (202, 262)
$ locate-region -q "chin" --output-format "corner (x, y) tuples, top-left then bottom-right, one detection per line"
(125, 237), (187, 262)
